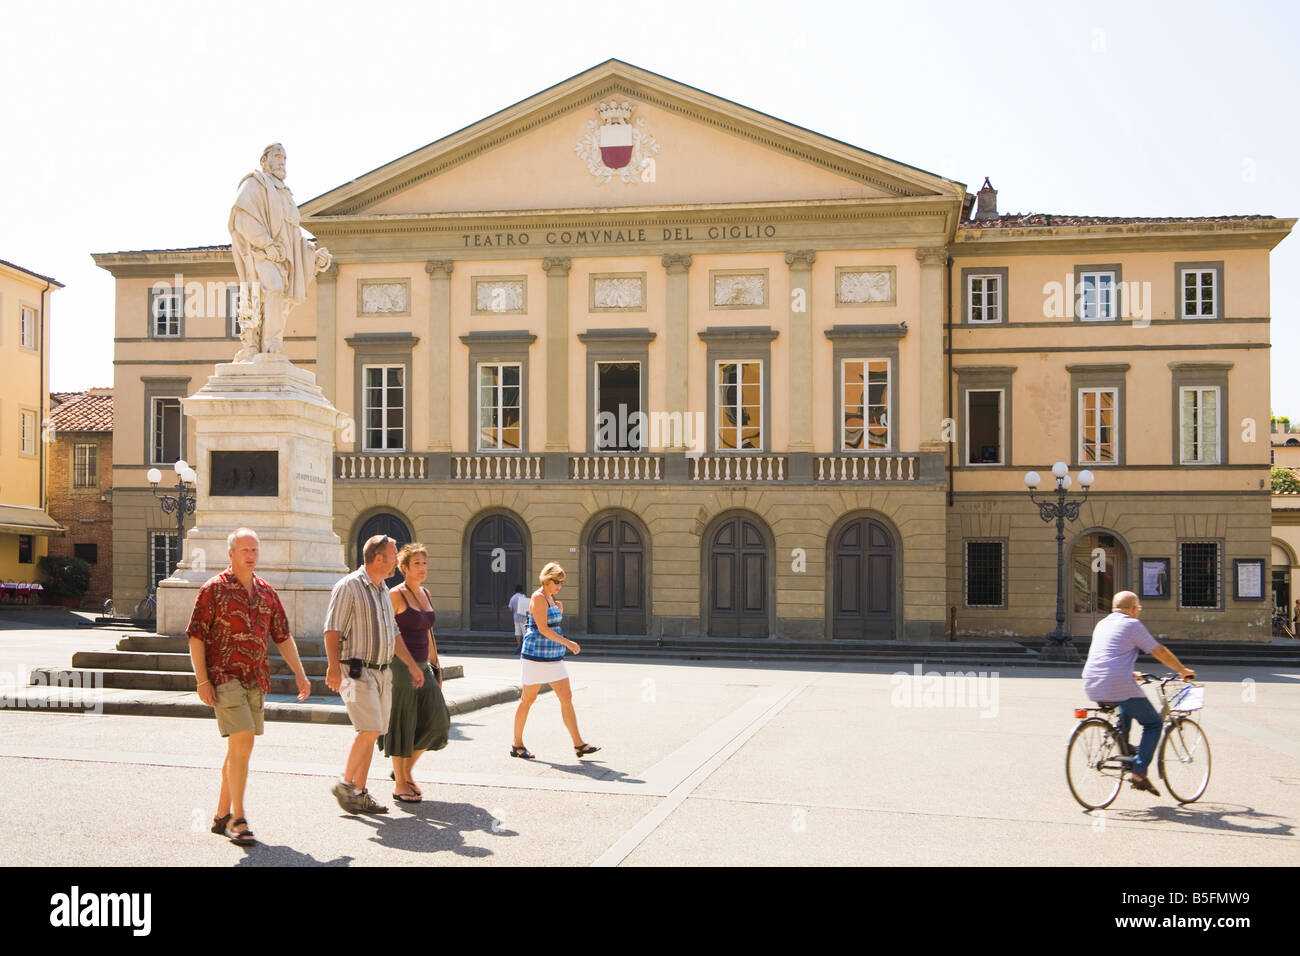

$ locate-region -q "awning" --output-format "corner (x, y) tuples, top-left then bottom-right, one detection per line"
(0, 504), (65, 537)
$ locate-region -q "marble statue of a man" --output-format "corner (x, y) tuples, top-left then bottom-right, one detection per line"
(229, 143), (332, 361)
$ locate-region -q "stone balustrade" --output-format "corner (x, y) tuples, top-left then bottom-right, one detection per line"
(689, 456), (788, 481)
(815, 455), (919, 481)
(452, 455), (545, 480)
(336, 454), (429, 480)
(569, 456), (663, 480)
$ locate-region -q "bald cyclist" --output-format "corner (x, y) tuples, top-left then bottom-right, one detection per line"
(1081, 591), (1196, 796)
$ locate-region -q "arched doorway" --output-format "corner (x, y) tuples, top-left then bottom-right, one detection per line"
(354, 512), (411, 588)
(830, 514), (899, 640)
(468, 513), (528, 632)
(586, 512), (647, 635)
(1069, 530), (1128, 636)
(706, 513), (770, 638)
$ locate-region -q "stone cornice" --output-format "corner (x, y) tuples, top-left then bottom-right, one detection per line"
(577, 328), (657, 344)
(824, 322), (908, 341)
(953, 218), (1296, 255)
(697, 326), (779, 343)
(458, 331), (538, 346)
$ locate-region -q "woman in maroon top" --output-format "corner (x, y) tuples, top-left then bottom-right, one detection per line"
(381, 543), (451, 803)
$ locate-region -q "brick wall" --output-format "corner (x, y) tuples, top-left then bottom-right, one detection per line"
(45, 432), (114, 609)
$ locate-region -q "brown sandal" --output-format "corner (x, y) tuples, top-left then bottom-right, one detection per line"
(211, 813), (232, 835)
(224, 818), (256, 846)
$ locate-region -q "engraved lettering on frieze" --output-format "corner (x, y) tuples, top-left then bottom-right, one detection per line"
(713, 274), (767, 308)
(593, 277), (644, 310)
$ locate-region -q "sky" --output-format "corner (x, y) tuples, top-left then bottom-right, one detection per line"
(3, 0), (1297, 409)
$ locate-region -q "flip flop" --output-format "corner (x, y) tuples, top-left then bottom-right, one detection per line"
(392, 791), (421, 804)
(574, 743), (601, 757)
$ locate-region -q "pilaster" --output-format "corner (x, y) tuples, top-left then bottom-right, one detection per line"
(425, 259), (454, 451)
(543, 256), (571, 451)
(785, 249), (816, 452)
(915, 246), (948, 452)
(662, 253), (693, 425)
(315, 261), (339, 403)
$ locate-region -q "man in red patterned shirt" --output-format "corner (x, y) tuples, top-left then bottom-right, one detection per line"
(187, 527), (311, 846)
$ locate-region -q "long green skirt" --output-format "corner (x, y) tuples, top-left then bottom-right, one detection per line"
(378, 661), (450, 757)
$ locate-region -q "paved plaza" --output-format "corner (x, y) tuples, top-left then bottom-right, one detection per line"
(0, 615), (1297, 867)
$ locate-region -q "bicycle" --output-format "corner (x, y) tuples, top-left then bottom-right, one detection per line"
(1065, 673), (1210, 810)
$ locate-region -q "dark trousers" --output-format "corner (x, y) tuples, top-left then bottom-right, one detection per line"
(1116, 695), (1162, 775)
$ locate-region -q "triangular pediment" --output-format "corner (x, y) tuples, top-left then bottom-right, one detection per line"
(301, 60), (964, 221)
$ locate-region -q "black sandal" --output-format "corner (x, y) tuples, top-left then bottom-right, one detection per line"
(574, 743), (601, 757)
(224, 818), (256, 846)
(510, 745), (535, 759)
(211, 813), (232, 835)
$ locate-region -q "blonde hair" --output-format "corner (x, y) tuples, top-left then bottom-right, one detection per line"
(397, 542), (428, 572)
(539, 562), (565, 585)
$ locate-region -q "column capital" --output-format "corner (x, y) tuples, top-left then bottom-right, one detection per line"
(915, 246), (949, 266)
(319, 260), (340, 281)
(785, 249), (816, 270)
(542, 256), (571, 277)
(661, 253), (693, 274)
(425, 259), (454, 277)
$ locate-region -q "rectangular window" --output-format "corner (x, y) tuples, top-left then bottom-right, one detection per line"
(150, 532), (180, 590)
(595, 361), (642, 451)
(1179, 541), (1220, 609)
(151, 290), (181, 338)
(363, 364), (406, 451)
(150, 397), (182, 465)
(74, 543), (98, 564)
(73, 443), (98, 488)
(20, 306), (37, 349)
(966, 390), (1003, 464)
(1078, 271), (1117, 321)
(967, 275), (1002, 323)
(1181, 269), (1217, 319)
(842, 359), (890, 451)
(20, 410), (37, 455)
(965, 541), (1005, 607)
(1180, 386), (1220, 463)
(1079, 388), (1117, 464)
(716, 360), (763, 450)
(477, 363), (522, 451)
(18, 535), (34, 564)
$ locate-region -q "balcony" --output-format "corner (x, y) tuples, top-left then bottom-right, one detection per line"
(452, 455), (545, 480)
(689, 456), (788, 481)
(336, 454), (429, 480)
(569, 455), (663, 480)
(815, 455), (919, 481)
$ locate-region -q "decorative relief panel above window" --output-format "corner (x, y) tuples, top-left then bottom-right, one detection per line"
(835, 267), (896, 307)
(358, 279), (410, 317)
(590, 273), (646, 312)
(473, 277), (527, 315)
(710, 270), (768, 309)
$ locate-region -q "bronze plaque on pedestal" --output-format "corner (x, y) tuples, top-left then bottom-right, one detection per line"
(209, 451), (279, 497)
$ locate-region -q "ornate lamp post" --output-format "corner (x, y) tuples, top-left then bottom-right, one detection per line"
(147, 459), (198, 578)
(1024, 461), (1094, 661)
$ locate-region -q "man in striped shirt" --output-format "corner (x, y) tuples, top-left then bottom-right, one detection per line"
(324, 534), (425, 814)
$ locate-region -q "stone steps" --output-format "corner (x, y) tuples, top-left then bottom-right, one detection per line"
(73, 649), (465, 681)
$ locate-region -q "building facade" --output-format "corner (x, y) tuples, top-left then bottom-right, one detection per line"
(45, 389), (114, 608)
(94, 61), (1293, 641)
(0, 258), (63, 586)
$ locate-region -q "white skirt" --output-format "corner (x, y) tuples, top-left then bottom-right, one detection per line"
(520, 657), (569, 686)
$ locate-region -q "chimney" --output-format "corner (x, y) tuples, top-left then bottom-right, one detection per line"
(974, 177), (998, 221)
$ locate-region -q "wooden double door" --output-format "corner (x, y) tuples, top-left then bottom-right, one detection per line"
(708, 516), (770, 637)
(468, 514), (527, 632)
(586, 515), (647, 635)
(831, 516), (898, 640)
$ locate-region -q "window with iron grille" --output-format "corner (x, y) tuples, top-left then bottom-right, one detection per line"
(73, 443), (98, 488)
(965, 541), (1005, 607)
(150, 532), (180, 590)
(1179, 541), (1221, 609)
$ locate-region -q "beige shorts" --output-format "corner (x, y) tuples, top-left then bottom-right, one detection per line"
(214, 679), (265, 737)
(339, 665), (392, 734)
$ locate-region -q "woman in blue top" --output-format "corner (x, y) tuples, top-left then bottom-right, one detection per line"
(511, 562), (599, 760)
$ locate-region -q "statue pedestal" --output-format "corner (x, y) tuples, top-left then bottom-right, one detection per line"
(156, 354), (347, 638)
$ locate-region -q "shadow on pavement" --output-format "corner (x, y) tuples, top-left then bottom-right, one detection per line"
(1113, 802), (1294, 836)
(344, 800), (509, 857)
(235, 845), (355, 867)
(528, 757), (644, 784)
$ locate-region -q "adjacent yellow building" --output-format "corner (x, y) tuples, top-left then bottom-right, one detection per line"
(94, 60), (1294, 641)
(0, 258), (64, 583)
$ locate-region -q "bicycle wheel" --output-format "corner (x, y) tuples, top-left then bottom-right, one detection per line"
(1066, 718), (1125, 810)
(1159, 717), (1211, 803)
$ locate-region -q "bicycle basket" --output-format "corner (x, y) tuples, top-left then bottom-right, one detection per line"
(1169, 685), (1205, 711)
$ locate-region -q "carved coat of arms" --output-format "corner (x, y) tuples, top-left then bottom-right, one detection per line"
(575, 99), (660, 184)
